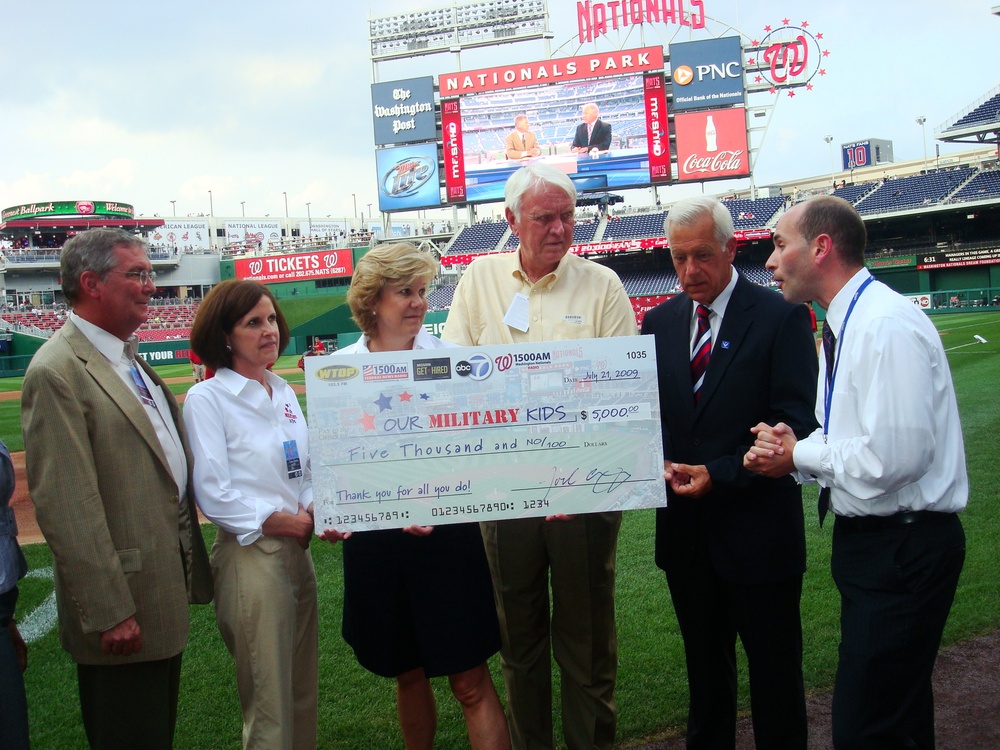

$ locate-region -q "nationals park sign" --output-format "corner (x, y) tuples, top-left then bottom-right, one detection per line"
(234, 250), (353, 284)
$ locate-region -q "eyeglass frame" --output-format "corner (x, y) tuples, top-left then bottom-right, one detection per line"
(107, 270), (157, 285)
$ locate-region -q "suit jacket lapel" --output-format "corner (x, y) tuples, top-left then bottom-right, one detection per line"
(64, 323), (174, 480)
(696, 276), (754, 411)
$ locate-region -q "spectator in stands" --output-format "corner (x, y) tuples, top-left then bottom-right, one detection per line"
(0, 438), (29, 750)
(505, 115), (542, 160)
(184, 280), (318, 750)
(443, 163), (636, 750)
(746, 195), (967, 750)
(641, 196), (815, 750)
(320, 242), (509, 750)
(571, 102), (612, 153)
(189, 350), (207, 383)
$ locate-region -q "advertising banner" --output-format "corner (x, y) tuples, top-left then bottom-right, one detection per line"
(866, 255), (916, 269)
(371, 76), (437, 146)
(669, 36), (745, 111)
(674, 108), (750, 182)
(224, 221), (282, 249)
(630, 295), (674, 326)
(441, 100), (466, 203)
(917, 246), (1000, 269)
(440, 46), (664, 96)
(2, 200), (134, 222)
(298, 220), (350, 237)
(905, 294), (933, 309)
(375, 143), (442, 212)
(233, 249), (353, 283)
(148, 220), (211, 250)
(644, 73), (671, 182)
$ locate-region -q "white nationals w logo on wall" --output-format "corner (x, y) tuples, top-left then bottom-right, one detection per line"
(234, 250), (354, 283)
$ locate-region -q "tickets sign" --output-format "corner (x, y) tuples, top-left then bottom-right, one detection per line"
(233, 249), (353, 283)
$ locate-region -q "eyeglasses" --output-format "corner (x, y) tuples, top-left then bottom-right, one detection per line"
(109, 270), (157, 285)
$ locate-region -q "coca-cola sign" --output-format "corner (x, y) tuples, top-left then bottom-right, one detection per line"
(674, 108), (750, 182)
(681, 150), (746, 174)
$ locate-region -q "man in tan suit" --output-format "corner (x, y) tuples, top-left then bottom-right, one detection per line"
(22, 228), (212, 749)
(505, 114), (542, 160)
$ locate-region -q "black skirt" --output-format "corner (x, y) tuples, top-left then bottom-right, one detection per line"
(342, 522), (501, 678)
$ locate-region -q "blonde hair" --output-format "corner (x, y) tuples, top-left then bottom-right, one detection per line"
(347, 243), (438, 337)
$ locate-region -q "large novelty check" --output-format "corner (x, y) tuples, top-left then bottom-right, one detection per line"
(306, 335), (666, 532)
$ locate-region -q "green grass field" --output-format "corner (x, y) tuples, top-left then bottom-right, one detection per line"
(11, 313), (1000, 748)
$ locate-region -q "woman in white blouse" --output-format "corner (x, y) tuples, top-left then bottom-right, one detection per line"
(184, 280), (317, 750)
(321, 243), (510, 750)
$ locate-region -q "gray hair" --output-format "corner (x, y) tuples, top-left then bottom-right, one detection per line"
(61, 228), (148, 303)
(664, 196), (734, 248)
(504, 163), (576, 220)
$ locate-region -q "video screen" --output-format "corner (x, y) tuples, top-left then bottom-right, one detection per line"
(445, 71), (670, 204)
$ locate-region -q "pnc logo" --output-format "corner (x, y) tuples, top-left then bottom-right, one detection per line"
(673, 65), (694, 86)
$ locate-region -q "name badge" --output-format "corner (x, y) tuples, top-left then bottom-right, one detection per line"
(283, 440), (303, 479)
(503, 292), (530, 332)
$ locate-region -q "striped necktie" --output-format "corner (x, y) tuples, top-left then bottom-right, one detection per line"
(691, 304), (712, 402)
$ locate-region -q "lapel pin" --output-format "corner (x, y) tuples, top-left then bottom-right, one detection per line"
(721, 341), (731, 349)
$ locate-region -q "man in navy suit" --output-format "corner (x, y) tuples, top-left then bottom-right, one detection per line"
(571, 102), (612, 152)
(640, 196), (818, 750)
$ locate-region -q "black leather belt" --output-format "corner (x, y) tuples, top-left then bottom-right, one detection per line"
(834, 509), (953, 532)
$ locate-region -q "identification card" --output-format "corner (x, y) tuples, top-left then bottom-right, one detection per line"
(283, 440), (303, 479)
(503, 292), (530, 332)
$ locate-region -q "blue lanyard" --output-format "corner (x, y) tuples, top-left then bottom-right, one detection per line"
(823, 275), (874, 440)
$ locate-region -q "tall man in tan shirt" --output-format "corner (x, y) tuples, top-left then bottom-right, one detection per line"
(444, 163), (636, 750)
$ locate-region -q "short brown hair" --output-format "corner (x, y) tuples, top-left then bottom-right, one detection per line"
(797, 196), (867, 267)
(190, 280), (289, 370)
(347, 243), (437, 338)
(61, 228), (147, 303)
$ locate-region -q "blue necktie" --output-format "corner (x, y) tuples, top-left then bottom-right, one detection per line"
(818, 320), (836, 526)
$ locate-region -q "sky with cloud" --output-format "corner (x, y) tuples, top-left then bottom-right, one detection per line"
(1, 0), (996, 222)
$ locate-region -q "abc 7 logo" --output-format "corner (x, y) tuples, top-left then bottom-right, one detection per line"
(456, 353), (492, 380)
(248, 260), (263, 274)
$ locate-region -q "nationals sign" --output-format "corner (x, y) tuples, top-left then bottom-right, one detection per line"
(234, 250), (353, 283)
(440, 47), (664, 96)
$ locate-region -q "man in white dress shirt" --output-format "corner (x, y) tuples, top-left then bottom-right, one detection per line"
(744, 195), (967, 750)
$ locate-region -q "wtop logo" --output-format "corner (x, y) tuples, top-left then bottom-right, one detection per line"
(456, 353), (492, 380)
